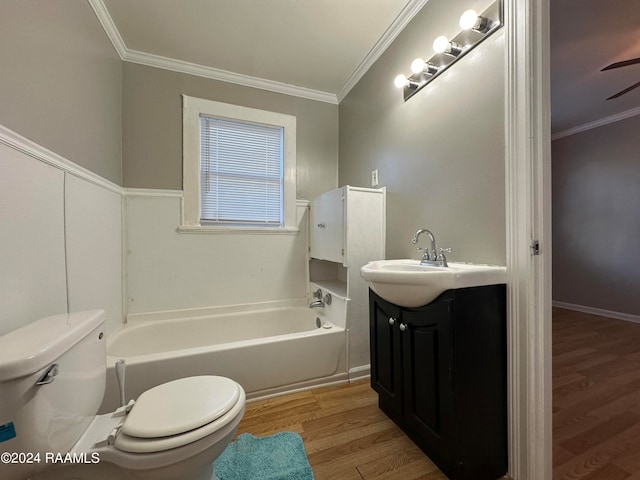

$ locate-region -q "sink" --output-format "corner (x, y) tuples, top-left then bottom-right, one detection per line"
(360, 259), (506, 308)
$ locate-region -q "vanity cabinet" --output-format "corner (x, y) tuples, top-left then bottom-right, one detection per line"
(369, 285), (507, 480)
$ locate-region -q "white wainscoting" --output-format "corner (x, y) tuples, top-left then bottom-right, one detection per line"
(124, 191), (310, 316)
(65, 174), (123, 335)
(0, 142), (67, 335)
(0, 126), (124, 335)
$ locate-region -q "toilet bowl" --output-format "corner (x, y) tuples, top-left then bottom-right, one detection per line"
(0, 311), (246, 480)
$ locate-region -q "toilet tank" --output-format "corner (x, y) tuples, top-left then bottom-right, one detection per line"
(0, 310), (106, 480)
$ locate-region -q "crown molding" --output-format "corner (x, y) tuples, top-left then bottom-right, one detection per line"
(88, 0), (338, 104)
(551, 106), (640, 141)
(336, 0), (428, 102)
(87, 0), (127, 58)
(123, 49), (338, 104)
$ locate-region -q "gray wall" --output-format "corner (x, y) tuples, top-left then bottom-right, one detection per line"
(552, 115), (640, 316)
(122, 63), (339, 201)
(338, 0), (506, 264)
(0, 0), (122, 185)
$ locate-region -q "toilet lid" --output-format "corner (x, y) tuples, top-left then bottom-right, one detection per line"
(121, 376), (241, 439)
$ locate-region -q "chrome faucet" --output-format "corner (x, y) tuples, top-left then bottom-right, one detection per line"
(411, 228), (451, 267)
(412, 229), (437, 262)
(309, 289), (332, 308)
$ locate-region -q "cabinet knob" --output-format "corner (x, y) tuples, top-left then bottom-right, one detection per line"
(399, 323), (407, 332)
(388, 317), (395, 325)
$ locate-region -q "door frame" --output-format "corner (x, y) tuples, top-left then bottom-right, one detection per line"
(504, 0), (552, 478)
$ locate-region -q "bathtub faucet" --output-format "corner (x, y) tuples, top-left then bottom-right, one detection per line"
(309, 290), (332, 308)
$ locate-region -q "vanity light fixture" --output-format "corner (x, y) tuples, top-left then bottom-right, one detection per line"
(432, 36), (463, 57)
(459, 9), (493, 33)
(394, 0), (503, 101)
(410, 58), (439, 76)
(394, 74), (419, 89)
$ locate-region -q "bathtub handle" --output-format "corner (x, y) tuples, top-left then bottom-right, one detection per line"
(36, 363), (59, 386)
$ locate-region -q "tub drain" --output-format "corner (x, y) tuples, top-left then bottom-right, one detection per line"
(316, 317), (322, 328)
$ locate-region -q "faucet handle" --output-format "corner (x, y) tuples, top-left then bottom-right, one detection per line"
(437, 247), (452, 267)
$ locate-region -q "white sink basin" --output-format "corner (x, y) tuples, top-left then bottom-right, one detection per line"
(360, 259), (506, 308)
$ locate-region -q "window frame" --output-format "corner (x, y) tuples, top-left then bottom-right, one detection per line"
(181, 95), (297, 233)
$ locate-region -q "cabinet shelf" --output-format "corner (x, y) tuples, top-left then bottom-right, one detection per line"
(309, 185), (386, 373)
(310, 279), (347, 299)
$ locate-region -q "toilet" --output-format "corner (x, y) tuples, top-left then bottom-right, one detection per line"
(0, 310), (245, 480)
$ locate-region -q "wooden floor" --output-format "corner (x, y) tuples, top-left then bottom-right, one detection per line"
(235, 380), (449, 480)
(553, 307), (640, 480)
(236, 307), (640, 480)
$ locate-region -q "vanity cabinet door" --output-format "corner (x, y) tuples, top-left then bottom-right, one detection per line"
(369, 294), (403, 417)
(402, 298), (454, 470)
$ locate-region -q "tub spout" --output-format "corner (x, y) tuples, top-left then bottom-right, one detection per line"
(309, 300), (324, 308)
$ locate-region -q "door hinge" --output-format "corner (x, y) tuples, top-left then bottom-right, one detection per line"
(530, 240), (540, 256)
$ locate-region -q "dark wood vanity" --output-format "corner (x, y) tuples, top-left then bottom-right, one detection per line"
(369, 285), (507, 480)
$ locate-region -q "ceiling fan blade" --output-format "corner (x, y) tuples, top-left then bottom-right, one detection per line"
(606, 80), (640, 100)
(601, 57), (640, 71)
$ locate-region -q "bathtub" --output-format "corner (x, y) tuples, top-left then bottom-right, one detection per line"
(99, 302), (346, 412)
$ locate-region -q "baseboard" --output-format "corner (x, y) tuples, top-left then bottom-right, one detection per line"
(245, 372), (349, 403)
(348, 365), (371, 382)
(553, 300), (640, 324)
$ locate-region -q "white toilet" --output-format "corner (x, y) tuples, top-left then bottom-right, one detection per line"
(0, 310), (245, 480)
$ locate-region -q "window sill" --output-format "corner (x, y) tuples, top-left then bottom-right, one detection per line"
(177, 225), (300, 235)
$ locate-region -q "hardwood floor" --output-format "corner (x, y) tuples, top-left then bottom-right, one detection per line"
(553, 307), (640, 480)
(236, 307), (640, 480)
(235, 380), (449, 480)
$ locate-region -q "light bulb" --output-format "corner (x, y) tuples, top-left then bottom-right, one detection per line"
(394, 74), (408, 89)
(432, 36), (449, 54)
(459, 9), (479, 30)
(410, 58), (426, 74)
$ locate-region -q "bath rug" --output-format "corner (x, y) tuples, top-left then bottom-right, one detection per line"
(214, 432), (315, 480)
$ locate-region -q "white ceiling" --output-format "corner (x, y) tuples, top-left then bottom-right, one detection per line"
(96, 0), (421, 103)
(91, 0), (640, 133)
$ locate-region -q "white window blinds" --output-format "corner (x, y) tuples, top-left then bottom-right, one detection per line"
(199, 115), (284, 226)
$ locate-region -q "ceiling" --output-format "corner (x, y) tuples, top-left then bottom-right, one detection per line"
(550, 0), (640, 135)
(92, 0), (640, 133)
(96, 0), (421, 103)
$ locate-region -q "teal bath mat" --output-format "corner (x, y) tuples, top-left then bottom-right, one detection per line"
(214, 432), (315, 480)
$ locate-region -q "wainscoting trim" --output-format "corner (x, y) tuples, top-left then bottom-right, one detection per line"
(0, 124), (123, 195)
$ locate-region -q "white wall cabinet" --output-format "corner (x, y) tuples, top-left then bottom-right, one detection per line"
(309, 185), (386, 373)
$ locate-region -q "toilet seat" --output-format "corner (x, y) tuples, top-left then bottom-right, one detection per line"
(114, 376), (244, 454)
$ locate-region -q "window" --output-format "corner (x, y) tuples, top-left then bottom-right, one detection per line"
(182, 95), (297, 232)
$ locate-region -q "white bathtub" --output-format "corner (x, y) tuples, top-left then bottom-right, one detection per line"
(99, 303), (346, 412)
